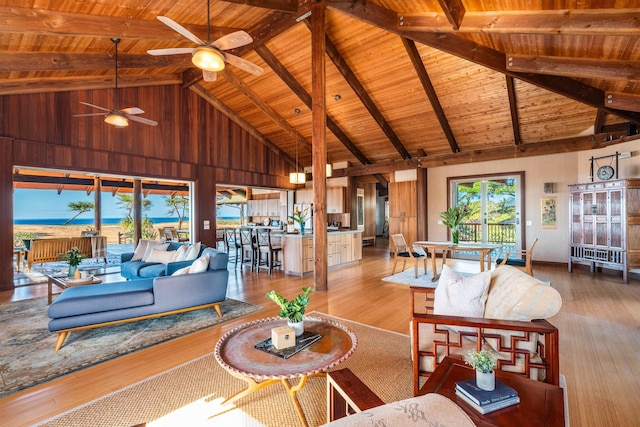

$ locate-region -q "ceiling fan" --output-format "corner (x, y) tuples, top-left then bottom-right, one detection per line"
(147, 0), (263, 82)
(74, 38), (158, 127)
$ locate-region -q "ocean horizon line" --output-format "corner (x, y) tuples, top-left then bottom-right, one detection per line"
(14, 216), (239, 226)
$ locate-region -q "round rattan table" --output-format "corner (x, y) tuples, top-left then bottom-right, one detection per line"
(214, 316), (357, 427)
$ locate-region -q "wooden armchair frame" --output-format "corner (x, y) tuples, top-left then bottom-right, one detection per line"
(410, 287), (559, 396)
(390, 233), (427, 278)
(327, 368), (384, 423)
(497, 238), (538, 276)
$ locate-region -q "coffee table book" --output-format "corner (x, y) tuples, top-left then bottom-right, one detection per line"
(254, 331), (322, 359)
(455, 379), (518, 406)
(455, 391), (520, 414)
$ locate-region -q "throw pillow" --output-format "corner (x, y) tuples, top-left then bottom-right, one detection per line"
(131, 239), (165, 261)
(171, 244), (189, 262)
(189, 253), (210, 274)
(434, 265), (492, 318)
(171, 266), (191, 276)
(184, 242), (202, 261)
(142, 243), (170, 262)
(145, 248), (176, 264)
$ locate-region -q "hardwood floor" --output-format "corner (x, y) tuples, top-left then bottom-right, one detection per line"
(1, 242), (639, 426)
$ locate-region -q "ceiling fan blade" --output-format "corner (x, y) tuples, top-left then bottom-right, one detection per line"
(120, 107), (145, 115)
(79, 101), (111, 112)
(202, 70), (217, 82)
(211, 30), (253, 51)
(147, 47), (195, 56)
(157, 16), (205, 46)
(126, 114), (158, 126)
(224, 53), (264, 76)
(73, 113), (106, 117)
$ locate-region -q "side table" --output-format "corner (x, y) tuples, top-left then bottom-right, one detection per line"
(47, 275), (103, 304)
(420, 357), (564, 426)
(214, 316), (357, 427)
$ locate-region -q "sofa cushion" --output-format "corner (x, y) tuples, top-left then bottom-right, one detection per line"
(142, 243), (170, 262)
(485, 265), (562, 321)
(48, 280), (154, 318)
(120, 260), (160, 279)
(189, 253), (211, 274)
(322, 393), (474, 427)
(139, 263), (168, 278)
(434, 265), (491, 318)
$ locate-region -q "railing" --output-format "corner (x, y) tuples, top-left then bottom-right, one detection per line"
(458, 222), (517, 257)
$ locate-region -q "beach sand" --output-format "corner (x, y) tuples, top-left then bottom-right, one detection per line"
(13, 222), (183, 246)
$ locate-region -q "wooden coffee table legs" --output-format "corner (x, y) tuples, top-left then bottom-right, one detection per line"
(222, 371), (323, 427)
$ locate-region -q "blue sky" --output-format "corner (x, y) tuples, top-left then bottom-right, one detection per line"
(14, 189), (239, 219)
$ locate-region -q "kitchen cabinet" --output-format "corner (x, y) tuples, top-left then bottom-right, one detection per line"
(282, 231), (363, 275)
(568, 179), (640, 283)
(389, 181), (417, 253)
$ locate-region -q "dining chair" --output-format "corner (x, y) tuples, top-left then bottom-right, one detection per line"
(390, 234), (427, 278)
(496, 238), (538, 276)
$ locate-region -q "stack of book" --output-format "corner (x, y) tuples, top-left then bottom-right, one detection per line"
(455, 378), (520, 414)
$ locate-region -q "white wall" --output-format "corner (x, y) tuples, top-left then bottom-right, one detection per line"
(426, 140), (640, 263)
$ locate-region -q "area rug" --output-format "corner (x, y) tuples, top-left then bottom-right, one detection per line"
(36, 313), (413, 427)
(0, 297), (263, 398)
(381, 260), (485, 287)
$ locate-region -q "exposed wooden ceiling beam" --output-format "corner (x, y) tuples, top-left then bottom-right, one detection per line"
(505, 76), (522, 145)
(223, 0), (299, 13)
(436, 0), (465, 30)
(395, 9), (640, 35)
(0, 6), (237, 40)
(307, 21), (412, 160)
(0, 74), (182, 96)
(332, 132), (640, 177)
(0, 52), (192, 72)
(328, 1), (640, 125)
(594, 110), (606, 134)
(506, 55), (640, 80)
(605, 92), (640, 113)
(219, 67), (313, 152)
(401, 37), (459, 153)
(189, 83), (295, 166)
(254, 45), (374, 166)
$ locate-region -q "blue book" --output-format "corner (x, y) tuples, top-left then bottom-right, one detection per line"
(455, 379), (518, 406)
(455, 390), (520, 414)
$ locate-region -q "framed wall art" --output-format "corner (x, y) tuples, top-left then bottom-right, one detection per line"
(541, 196), (557, 229)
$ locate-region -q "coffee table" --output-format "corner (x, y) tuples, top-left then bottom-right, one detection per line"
(214, 316), (357, 427)
(419, 357), (565, 426)
(47, 274), (103, 304)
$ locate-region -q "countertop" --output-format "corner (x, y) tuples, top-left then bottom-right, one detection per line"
(281, 229), (363, 238)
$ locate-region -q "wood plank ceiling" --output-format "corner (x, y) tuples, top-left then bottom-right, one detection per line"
(2, 0), (640, 185)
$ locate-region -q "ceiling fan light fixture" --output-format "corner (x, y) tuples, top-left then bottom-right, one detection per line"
(192, 47), (225, 72)
(104, 112), (129, 127)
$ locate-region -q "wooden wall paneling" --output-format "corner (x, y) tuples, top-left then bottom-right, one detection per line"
(0, 137), (14, 290)
(416, 168), (428, 241)
(364, 183), (377, 239)
(194, 165), (216, 247)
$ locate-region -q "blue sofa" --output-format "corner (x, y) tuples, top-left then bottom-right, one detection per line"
(120, 241), (207, 279)
(48, 249), (229, 351)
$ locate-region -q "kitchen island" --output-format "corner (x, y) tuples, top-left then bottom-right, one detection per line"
(282, 230), (363, 276)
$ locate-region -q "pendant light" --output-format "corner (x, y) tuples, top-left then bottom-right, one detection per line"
(290, 140), (306, 184)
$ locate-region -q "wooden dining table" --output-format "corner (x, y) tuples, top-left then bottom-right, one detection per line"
(413, 241), (502, 281)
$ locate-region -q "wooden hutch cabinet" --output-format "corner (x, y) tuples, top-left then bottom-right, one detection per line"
(568, 179), (640, 283)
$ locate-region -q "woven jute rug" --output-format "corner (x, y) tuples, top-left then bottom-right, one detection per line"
(36, 313), (413, 427)
(0, 297), (263, 398)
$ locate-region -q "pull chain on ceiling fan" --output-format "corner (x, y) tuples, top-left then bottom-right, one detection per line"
(148, 0), (263, 82)
(74, 38), (158, 127)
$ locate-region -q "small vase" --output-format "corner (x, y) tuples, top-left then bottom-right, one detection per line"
(74, 268), (81, 279)
(299, 222), (305, 235)
(287, 319), (304, 336)
(452, 229), (459, 244)
(476, 370), (495, 391)
(68, 265), (77, 278)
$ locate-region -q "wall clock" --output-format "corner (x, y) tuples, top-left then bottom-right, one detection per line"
(597, 165), (615, 181)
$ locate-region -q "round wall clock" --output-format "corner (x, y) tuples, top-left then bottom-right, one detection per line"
(597, 165), (615, 181)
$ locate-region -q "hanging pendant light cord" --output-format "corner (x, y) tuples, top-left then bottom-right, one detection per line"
(207, 0), (211, 43)
(111, 37), (120, 109)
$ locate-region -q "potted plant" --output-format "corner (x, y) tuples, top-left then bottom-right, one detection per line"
(467, 349), (497, 391)
(288, 208), (308, 234)
(60, 246), (87, 278)
(266, 287), (313, 336)
(440, 205), (471, 244)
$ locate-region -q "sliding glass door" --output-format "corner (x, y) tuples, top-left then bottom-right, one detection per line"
(449, 173), (523, 256)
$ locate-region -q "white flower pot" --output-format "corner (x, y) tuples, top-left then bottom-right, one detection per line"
(476, 370), (495, 391)
(287, 319), (304, 336)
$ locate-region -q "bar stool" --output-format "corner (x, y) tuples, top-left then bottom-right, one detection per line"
(256, 229), (282, 274)
(239, 227), (257, 271)
(224, 228), (241, 266)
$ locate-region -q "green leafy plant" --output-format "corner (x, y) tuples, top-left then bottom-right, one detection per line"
(13, 231), (41, 248)
(288, 208), (308, 225)
(266, 287), (313, 323)
(60, 246), (87, 267)
(467, 349), (497, 374)
(439, 205), (471, 230)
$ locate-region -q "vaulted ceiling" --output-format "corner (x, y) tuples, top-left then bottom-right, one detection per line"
(2, 0), (640, 185)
